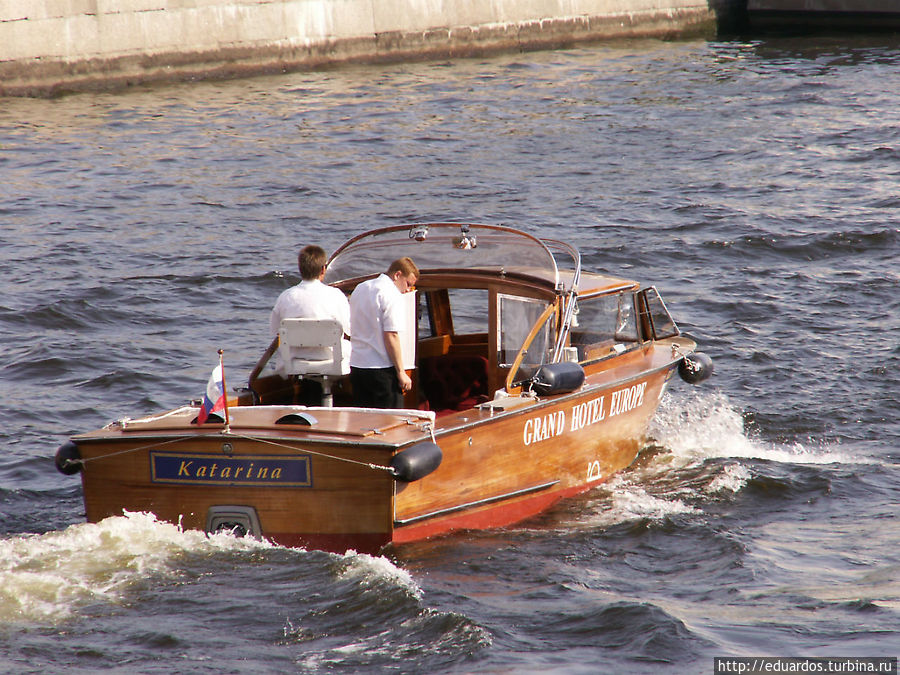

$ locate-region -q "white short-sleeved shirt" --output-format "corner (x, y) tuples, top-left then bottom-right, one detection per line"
(349, 273), (405, 369)
(269, 279), (351, 367)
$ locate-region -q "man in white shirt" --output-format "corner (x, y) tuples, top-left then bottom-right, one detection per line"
(349, 257), (419, 409)
(270, 245), (351, 377)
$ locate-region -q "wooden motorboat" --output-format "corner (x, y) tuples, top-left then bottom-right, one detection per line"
(56, 223), (713, 553)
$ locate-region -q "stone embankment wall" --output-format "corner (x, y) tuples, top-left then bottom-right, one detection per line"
(0, 0), (735, 96)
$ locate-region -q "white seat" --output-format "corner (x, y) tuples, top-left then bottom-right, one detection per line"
(277, 318), (349, 406)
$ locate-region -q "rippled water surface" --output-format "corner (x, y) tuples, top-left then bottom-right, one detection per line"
(1, 32), (898, 673)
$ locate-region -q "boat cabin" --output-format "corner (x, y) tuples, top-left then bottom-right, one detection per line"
(248, 223), (680, 415)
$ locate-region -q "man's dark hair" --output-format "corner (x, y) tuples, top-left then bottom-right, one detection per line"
(298, 245), (327, 280)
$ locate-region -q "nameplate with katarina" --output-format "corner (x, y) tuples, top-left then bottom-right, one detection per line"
(150, 451), (312, 487)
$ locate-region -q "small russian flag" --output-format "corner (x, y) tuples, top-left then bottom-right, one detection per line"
(197, 363), (226, 425)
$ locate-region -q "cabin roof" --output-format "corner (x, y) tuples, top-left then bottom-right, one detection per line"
(324, 223), (637, 296)
(567, 271), (637, 297)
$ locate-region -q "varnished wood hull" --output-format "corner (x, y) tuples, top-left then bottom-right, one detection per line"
(71, 350), (679, 554)
(393, 361), (674, 543)
(75, 417), (403, 554)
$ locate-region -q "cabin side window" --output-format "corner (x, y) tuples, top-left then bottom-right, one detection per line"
(637, 287), (680, 340)
(418, 288), (489, 339)
(498, 294), (554, 369)
(447, 289), (489, 335)
(569, 291), (638, 362)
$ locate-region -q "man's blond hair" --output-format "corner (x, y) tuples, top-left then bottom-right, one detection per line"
(387, 257), (419, 278)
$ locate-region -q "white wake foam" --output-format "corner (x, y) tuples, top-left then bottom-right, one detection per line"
(648, 389), (872, 467)
(575, 389), (870, 530)
(607, 476), (701, 518)
(0, 511), (273, 624)
(705, 463), (753, 494)
(0, 511), (424, 625)
(335, 551), (423, 600)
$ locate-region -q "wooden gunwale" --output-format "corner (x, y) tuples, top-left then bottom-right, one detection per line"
(73, 342), (685, 451)
(72, 429), (425, 451)
(429, 346), (685, 436)
(74, 406), (434, 446)
(72, 336), (687, 467)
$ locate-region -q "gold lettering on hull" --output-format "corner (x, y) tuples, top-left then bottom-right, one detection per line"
(523, 410), (567, 446)
(151, 452), (307, 487)
(522, 380), (649, 445)
(609, 381), (646, 418)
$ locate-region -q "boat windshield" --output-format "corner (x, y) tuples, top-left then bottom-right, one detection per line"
(325, 223), (561, 288)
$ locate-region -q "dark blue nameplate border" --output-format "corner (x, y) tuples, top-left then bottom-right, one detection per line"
(150, 452), (312, 487)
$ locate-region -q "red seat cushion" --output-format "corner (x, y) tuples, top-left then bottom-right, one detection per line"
(419, 355), (490, 414)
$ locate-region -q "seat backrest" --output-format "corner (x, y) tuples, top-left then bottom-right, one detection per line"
(278, 318), (347, 377)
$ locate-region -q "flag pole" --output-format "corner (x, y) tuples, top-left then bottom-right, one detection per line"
(218, 349), (231, 431)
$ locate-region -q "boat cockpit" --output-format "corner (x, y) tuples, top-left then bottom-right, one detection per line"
(246, 223), (683, 417)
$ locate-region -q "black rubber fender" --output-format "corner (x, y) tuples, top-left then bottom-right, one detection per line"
(55, 441), (82, 475)
(390, 441), (443, 482)
(531, 361), (586, 396)
(679, 351), (714, 384)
